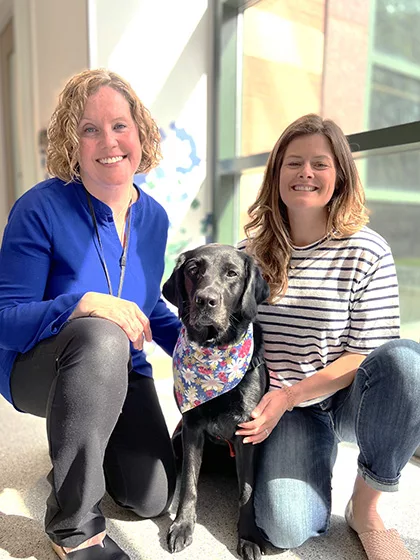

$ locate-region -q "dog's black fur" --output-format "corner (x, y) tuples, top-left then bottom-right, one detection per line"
(163, 244), (270, 560)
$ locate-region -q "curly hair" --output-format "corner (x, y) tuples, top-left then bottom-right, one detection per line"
(46, 68), (162, 182)
(244, 113), (369, 302)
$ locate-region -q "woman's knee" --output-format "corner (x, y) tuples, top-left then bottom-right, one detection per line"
(61, 317), (130, 358)
(58, 317), (130, 384)
(52, 318), (131, 416)
(105, 454), (176, 518)
(363, 339), (420, 389)
(254, 478), (329, 549)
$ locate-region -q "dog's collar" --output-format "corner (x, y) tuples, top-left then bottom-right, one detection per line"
(173, 322), (254, 413)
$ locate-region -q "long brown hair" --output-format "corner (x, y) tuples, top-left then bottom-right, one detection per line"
(47, 68), (162, 182)
(245, 113), (369, 302)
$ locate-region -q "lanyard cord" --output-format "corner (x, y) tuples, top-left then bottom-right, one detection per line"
(85, 189), (132, 298)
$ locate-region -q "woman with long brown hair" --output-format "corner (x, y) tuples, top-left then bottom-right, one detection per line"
(236, 114), (420, 560)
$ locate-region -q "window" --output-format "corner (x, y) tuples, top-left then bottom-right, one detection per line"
(215, 0), (420, 338)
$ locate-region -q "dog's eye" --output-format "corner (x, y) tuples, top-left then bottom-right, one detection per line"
(187, 265), (199, 276)
(226, 270), (238, 278)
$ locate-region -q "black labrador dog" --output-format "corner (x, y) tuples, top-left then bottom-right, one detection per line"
(162, 243), (270, 560)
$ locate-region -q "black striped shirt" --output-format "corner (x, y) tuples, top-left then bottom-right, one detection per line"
(239, 226), (400, 406)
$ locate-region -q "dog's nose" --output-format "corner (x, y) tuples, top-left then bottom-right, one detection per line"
(194, 292), (218, 309)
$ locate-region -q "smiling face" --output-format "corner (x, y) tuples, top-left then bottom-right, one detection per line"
(279, 134), (337, 219)
(77, 86), (142, 197)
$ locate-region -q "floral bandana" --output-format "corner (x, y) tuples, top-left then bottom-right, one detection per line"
(173, 322), (254, 413)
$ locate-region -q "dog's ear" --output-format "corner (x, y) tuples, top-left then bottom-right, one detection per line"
(162, 254), (187, 314)
(240, 254), (270, 321)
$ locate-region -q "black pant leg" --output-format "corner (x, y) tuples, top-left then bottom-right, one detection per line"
(10, 317), (131, 548)
(104, 373), (177, 518)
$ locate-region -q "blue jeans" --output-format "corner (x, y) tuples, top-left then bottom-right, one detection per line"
(254, 339), (420, 549)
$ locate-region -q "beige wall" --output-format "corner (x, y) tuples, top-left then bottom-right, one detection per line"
(0, 0), (89, 234)
(0, 0), (12, 228)
(33, 0), (89, 130)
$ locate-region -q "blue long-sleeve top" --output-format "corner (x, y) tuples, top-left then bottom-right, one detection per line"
(0, 177), (181, 405)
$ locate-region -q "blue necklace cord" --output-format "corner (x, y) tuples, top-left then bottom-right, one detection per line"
(85, 189), (131, 298)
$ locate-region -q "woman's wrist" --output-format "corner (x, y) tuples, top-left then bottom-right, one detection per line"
(69, 292), (92, 320)
(282, 385), (296, 411)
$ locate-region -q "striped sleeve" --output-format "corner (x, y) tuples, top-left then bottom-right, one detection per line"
(347, 246), (400, 353)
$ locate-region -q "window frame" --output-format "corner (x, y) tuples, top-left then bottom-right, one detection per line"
(213, 0), (420, 245)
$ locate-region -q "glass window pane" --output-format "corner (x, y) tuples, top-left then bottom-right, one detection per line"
(239, 0), (420, 155)
(370, 67), (420, 129)
(237, 168), (265, 240)
(357, 150), (419, 339)
(366, 148), (420, 193)
(241, 0), (325, 157)
(374, 0), (420, 64)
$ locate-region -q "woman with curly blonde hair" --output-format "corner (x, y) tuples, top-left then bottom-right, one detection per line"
(237, 114), (420, 559)
(0, 69), (180, 559)
(47, 68), (161, 182)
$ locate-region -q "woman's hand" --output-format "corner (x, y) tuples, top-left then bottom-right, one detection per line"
(236, 389), (289, 444)
(69, 292), (152, 350)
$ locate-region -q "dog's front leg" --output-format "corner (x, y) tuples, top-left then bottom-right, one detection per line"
(167, 423), (205, 553)
(233, 439), (265, 560)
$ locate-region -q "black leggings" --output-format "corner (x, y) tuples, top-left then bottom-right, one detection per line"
(10, 317), (176, 548)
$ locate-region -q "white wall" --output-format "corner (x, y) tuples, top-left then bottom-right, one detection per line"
(91, 0), (213, 271)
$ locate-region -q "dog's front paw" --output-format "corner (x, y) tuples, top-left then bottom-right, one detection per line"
(237, 538), (264, 560)
(167, 520), (194, 553)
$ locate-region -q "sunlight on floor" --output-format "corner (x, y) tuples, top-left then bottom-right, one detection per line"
(0, 488), (30, 516)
